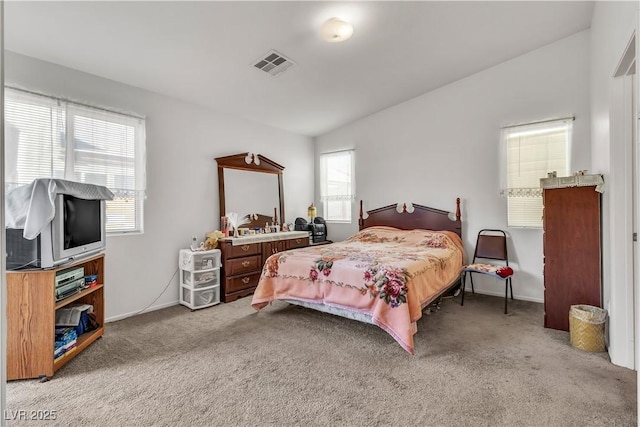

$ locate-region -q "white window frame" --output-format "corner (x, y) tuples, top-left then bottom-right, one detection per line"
(320, 150), (355, 223)
(500, 118), (572, 228)
(4, 87), (146, 234)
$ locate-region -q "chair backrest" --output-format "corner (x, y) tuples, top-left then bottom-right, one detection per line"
(473, 229), (508, 264)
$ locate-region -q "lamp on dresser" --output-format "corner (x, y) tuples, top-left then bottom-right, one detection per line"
(308, 203), (317, 222)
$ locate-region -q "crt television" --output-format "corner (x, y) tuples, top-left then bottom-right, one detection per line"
(6, 194), (106, 270)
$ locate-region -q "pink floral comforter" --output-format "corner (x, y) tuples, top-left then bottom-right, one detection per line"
(251, 226), (465, 354)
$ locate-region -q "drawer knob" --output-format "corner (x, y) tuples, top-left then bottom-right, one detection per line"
(241, 277), (250, 284)
(242, 245), (250, 252)
(241, 260), (251, 267)
(296, 239), (302, 243)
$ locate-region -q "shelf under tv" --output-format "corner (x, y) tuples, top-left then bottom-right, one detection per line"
(6, 253), (105, 381)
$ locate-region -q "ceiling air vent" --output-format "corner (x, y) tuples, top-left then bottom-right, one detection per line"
(253, 50), (295, 77)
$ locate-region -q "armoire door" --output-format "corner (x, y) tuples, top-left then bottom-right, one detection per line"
(543, 185), (601, 331)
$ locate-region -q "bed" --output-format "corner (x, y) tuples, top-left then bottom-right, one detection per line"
(251, 199), (463, 354)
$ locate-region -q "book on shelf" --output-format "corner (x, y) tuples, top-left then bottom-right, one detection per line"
(84, 275), (98, 288)
(54, 327), (78, 359)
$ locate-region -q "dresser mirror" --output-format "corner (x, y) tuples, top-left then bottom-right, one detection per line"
(215, 152), (285, 229)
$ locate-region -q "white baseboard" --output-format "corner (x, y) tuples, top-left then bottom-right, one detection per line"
(105, 300), (179, 323)
(464, 288), (543, 304)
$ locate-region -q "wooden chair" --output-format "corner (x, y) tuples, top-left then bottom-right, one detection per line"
(460, 229), (514, 314)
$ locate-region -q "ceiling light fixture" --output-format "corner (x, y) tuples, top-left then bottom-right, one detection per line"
(320, 17), (354, 43)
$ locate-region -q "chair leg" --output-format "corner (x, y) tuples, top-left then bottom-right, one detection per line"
(460, 272), (466, 306)
(504, 280), (508, 314)
(509, 277), (513, 300)
(469, 273), (475, 294)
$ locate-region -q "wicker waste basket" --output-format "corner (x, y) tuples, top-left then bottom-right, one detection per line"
(569, 305), (607, 352)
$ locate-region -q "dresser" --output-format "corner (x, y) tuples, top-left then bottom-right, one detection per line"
(218, 231), (309, 302)
(541, 175), (603, 331)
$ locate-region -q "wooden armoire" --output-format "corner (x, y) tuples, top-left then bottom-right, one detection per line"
(542, 177), (603, 331)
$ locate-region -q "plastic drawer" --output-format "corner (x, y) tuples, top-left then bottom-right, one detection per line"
(180, 286), (220, 310)
(181, 268), (220, 288)
(179, 249), (221, 271)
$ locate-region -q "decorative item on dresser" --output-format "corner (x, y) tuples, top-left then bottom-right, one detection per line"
(540, 174), (604, 331)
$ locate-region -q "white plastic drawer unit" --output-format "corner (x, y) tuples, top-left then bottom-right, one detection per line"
(181, 268), (220, 289)
(178, 249), (221, 272)
(181, 286), (220, 310)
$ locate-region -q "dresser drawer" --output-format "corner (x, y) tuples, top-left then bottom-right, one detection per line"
(226, 272), (262, 293)
(225, 243), (261, 258)
(286, 236), (308, 250)
(226, 255), (261, 276)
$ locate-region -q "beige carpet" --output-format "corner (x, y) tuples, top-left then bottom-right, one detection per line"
(6, 294), (637, 426)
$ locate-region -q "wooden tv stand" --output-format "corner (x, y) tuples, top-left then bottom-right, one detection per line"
(6, 253), (105, 380)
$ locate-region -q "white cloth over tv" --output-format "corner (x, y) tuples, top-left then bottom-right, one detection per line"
(5, 179), (114, 239)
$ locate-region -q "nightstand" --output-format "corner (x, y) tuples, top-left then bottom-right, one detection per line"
(178, 249), (221, 310)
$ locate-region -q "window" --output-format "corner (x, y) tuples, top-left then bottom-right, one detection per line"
(4, 88), (146, 233)
(320, 150), (355, 222)
(501, 118), (572, 228)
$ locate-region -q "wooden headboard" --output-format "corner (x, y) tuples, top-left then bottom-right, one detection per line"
(358, 199), (462, 236)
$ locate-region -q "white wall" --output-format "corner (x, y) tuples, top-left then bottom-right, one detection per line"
(5, 51), (314, 321)
(590, 0), (639, 369)
(315, 30), (591, 303)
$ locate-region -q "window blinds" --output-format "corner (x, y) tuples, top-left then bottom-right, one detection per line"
(5, 90), (66, 186)
(501, 119), (571, 227)
(4, 88), (146, 233)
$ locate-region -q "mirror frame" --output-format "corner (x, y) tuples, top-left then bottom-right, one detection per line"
(215, 152), (285, 226)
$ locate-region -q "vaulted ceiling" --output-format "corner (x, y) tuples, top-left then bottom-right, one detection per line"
(5, 1), (594, 137)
